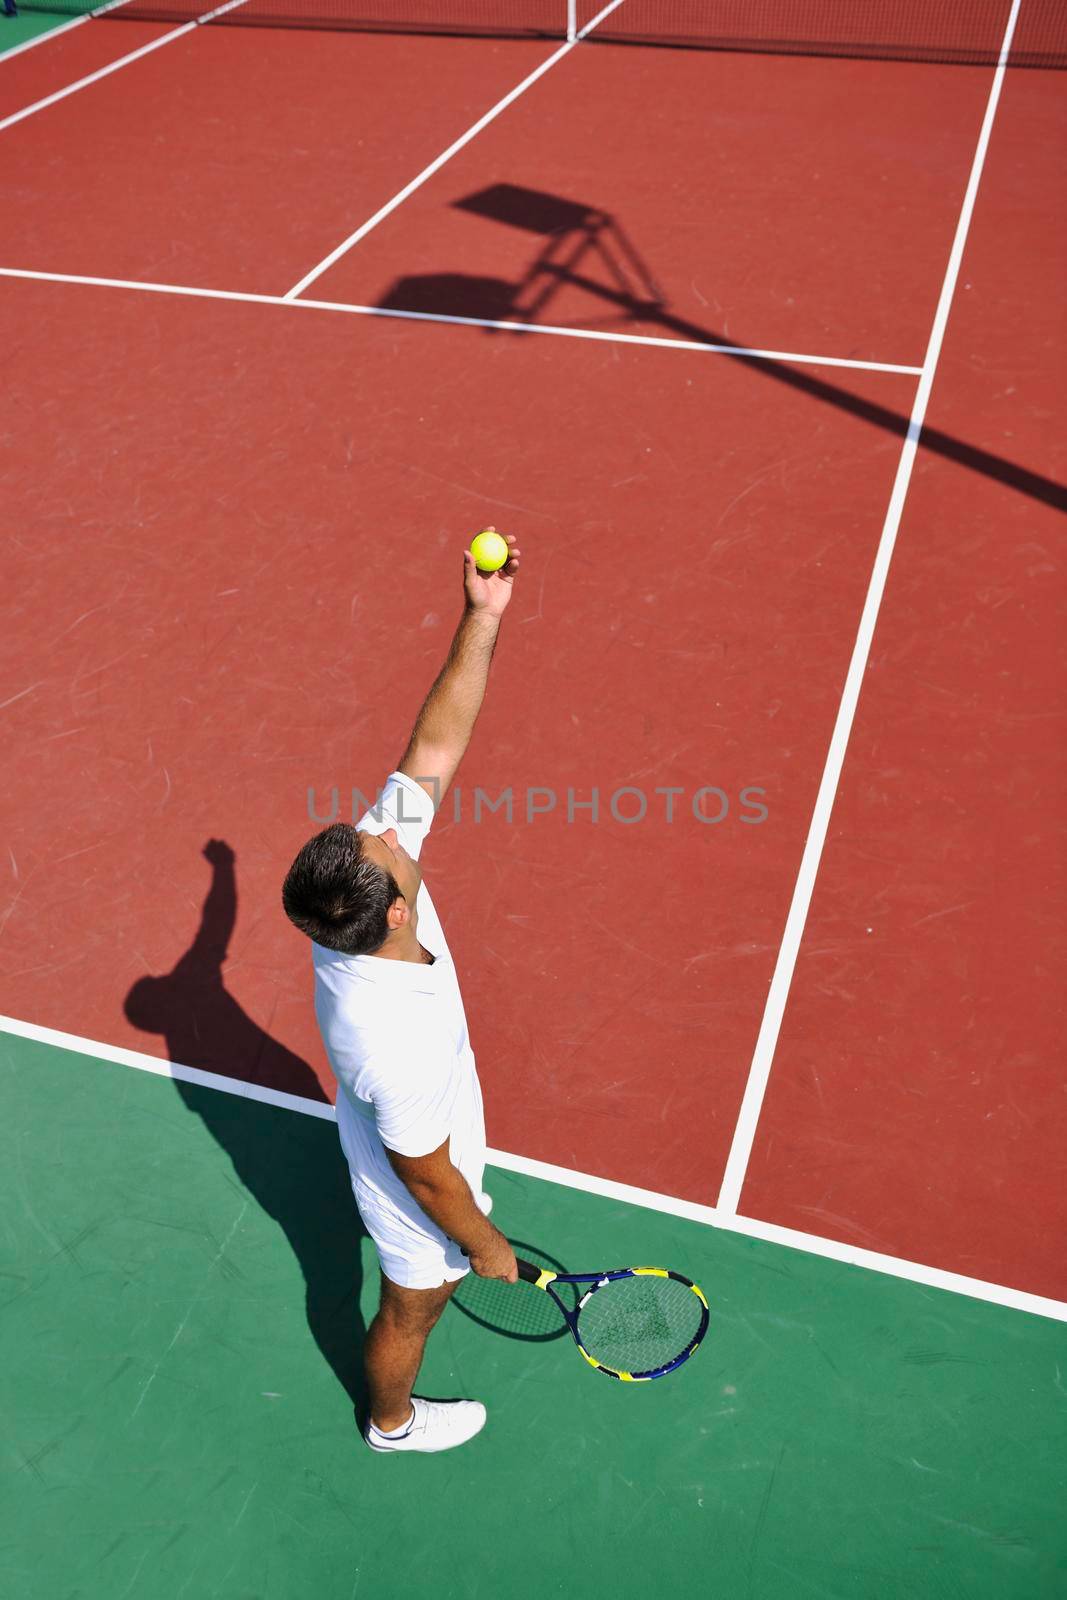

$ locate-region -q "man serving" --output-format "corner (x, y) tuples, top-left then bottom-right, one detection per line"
(282, 530), (521, 1455)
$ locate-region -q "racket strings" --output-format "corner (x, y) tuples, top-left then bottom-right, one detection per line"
(576, 1274), (704, 1375)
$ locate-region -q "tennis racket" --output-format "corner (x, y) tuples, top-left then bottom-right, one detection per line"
(517, 1257), (709, 1381)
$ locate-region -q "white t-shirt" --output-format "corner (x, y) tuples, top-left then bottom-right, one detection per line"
(312, 771), (487, 1224)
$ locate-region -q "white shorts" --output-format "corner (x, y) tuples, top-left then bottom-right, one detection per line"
(355, 1184), (495, 1290)
(334, 1088), (491, 1290)
(353, 1180), (475, 1290)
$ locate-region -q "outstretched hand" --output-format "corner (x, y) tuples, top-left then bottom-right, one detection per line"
(463, 528), (520, 618)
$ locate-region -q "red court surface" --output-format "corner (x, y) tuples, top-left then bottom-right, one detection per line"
(311, 43), (996, 364)
(2, 278), (913, 1196)
(2, 26), (992, 368)
(0, 29), (554, 289)
(741, 66), (1067, 1302)
(0, 19), (172, 120)
(2, 14), (1064, 1315)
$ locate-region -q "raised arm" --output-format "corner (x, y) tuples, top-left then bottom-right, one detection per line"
(398, 530), (520, 807)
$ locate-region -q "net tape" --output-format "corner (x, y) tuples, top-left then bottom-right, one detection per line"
(10, 0), (1067, 66)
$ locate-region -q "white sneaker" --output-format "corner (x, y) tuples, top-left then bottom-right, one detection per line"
(365, 1397), (487, 1454)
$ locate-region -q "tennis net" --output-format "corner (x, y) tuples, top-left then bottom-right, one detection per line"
(10, 0), (1067, 66)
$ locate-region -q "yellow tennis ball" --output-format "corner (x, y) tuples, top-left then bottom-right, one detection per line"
(470, 529), (509, 572)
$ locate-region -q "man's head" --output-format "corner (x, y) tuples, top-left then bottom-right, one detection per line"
(282, 823), (422, 955)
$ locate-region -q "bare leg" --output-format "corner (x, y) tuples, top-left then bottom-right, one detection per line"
(364, 1272), (458, 1432)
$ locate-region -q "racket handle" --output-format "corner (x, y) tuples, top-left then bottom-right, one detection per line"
(463, 1250), (543, 1285)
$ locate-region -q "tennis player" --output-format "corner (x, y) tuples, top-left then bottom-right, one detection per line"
(282, 532), (521, 1455)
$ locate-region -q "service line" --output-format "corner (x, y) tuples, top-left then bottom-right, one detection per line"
(0, 265), (922, 374)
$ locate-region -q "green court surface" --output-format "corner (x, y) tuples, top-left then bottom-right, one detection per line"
(3, 1029), (1065, 1599)
(0, 9), (75, 49)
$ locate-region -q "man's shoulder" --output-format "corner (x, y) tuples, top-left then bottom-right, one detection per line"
(317, 968), (439, 1039)
(356, 770), (436, 847)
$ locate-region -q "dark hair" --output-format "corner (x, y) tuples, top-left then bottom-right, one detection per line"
(282, 823), (400, 955)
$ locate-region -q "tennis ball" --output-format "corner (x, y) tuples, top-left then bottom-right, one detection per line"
(470, 529), (509, 572)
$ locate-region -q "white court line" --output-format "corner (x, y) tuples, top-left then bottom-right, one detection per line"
(0, 0), (144, 65)
(0, 10), (92, 62)
(714, 1), (1026, 1217)
(0, 0), (242, 130)
(2, 1012), (1064, 1323)
(0, 16), (196, 129)
(0, 266), (922, 374)
(283, 0), (630, 299)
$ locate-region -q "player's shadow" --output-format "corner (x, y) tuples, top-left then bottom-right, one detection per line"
(122, 839), (368, 1414)
(375, 181), (1066, 514)
(450, 1238), (572, 1343)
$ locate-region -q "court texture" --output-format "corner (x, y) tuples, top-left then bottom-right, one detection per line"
(2, 2), (1066, 1595)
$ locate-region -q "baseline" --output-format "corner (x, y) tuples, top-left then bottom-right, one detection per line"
(3, 1012), (1063, 1324)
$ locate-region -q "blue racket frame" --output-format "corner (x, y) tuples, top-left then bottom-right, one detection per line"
(517, 1259), (709, 1381)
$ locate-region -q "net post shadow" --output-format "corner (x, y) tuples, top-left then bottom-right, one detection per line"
(374, 181), (1066, 515)
(376, 182), (665, 331)
(122, 838), (369, 1417)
